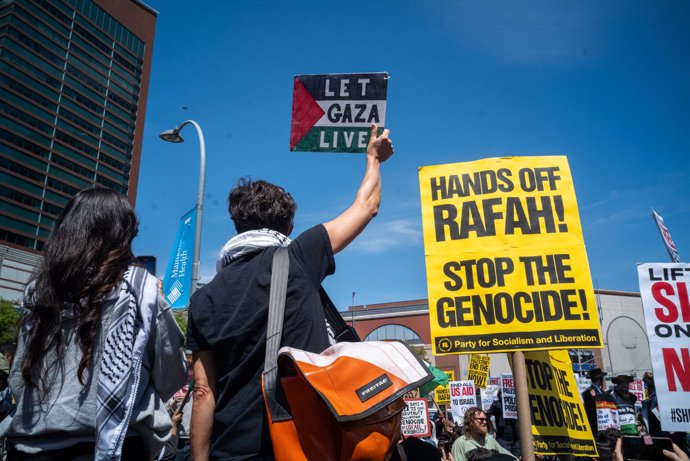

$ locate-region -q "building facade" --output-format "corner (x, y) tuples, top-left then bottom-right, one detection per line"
(0, 0), (157, 301)
(346, 289), (651, 384)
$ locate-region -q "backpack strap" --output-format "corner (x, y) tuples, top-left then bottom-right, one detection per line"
(319, 287), (361, 343)
(263, 247), (291, 421)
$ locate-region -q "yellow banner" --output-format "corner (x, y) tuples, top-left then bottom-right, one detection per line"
(467, 354), (491, 388)
(434, 370), (454, 405)
(525, 350), (597, 457)
(419, 156), (602, 354)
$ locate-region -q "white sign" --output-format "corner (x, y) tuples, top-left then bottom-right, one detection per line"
(638, 263), (690, 431)
(450, 380), (478, 420)
(596, 400), (620, 431)
(481, 384), (501, 412)
(501, 373), (518, 419)
(401, 398), (431, 437)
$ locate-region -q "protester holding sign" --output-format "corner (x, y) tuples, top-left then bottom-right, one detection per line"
(581, 367), (608, 437)
(599, 374), (638, 435)
(451, 407), (516, 461)
(187, 124), (394, 460)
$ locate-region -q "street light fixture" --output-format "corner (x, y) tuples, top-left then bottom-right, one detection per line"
(159, 120), (206, 296)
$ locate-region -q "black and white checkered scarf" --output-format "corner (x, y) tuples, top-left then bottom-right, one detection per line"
(95, 266), (157, 460)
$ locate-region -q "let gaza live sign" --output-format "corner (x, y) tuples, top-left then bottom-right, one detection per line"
(290, 72), (388, 153)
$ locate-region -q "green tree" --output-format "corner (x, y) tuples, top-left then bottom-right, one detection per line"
(0, 299), (20, 345)
(173, 309), (188, 335)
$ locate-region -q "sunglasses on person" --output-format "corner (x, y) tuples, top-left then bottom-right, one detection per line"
(473, 417), (488, 423)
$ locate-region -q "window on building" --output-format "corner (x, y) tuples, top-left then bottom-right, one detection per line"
(364, 324), (423, 345)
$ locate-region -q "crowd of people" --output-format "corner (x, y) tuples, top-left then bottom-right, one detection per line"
(0, 121), (688, 461)
(0, 124), (393, 460)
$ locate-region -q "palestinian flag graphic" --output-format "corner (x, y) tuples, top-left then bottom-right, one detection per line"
(290, 72), (388, 153)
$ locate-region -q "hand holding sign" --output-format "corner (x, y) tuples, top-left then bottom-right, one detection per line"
(367, 123), (394, 163)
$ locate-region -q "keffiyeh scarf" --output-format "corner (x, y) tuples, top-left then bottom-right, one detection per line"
(96, 266), (157, 461)
(216, 229), (291, 272)
(216, 229), (336, 345)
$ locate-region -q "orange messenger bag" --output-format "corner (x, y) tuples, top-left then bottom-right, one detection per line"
(261, 248), (433, 461)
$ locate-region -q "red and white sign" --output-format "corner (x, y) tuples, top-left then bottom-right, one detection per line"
(501, 373), (518, 419)
(638, 263), (690, 431)
(652, 209), (681, 263)
(629, 378), (646, 403)
(450, 380), (478, 420)
(401, 398), (431, 437)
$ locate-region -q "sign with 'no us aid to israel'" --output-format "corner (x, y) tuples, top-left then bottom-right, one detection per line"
(290, 72), (388, 153)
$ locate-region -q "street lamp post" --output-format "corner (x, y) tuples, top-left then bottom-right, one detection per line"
(159, 120), (206, 296)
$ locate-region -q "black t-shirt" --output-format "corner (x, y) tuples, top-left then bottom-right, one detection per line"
(186, 224), (334, 460)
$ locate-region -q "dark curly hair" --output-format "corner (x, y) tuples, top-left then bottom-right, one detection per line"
(228, 177), (296, 235)
(22, 187), (138, 394)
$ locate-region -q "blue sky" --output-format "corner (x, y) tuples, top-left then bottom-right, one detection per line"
(134, 0), (690, 311)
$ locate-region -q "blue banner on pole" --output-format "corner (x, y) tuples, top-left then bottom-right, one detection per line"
(163, 207), (196, 309)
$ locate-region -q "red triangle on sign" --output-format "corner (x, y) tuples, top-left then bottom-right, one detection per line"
(290, 77), (325, 150)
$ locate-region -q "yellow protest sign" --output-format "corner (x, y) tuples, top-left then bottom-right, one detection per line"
(524, 350), (597, 457)
(435, 370), (454, 405)
(467, 354), (491, 388)
(419, 156), (602, 354)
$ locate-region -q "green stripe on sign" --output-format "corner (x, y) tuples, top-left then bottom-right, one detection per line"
(292, 127), (384, 153)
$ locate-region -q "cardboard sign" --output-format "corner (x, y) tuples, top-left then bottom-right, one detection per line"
(290, 72), (388, 153)
(501, 373), (518, 419)
(435, 370), (454, 405)
(402, 398), (431, 437)
(419, 156), (603, 354)
(467, 354), (491, 388)
(525, 350), (597, 457)
(638, 263), (690, 431)
(450, 380), (478, 420)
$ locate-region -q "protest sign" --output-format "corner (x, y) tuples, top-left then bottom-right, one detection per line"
(450, 380), (478, 420)
(596, 400), (619, 431)
(419, 156), (603, 354)
(638, 263), (690, 431)
(629, 378), (645, 403)
(401, 398), (431, 437)
(163, 207), (196, 309)
(290, 72), (387, 153)
(435, 370), (454, 405)
(481, 384), (501, 412)
(652, 209), (681, 262)
(467, 354), (491, 388)
(501, 373), (518, 419)
(489, 376), (501, 386)
(524, 350), (597, 457)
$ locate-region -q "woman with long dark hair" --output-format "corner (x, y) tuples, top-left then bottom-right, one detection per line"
(2, 187), (187, 460)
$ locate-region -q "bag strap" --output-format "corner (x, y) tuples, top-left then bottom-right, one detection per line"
(319, 287), (361, 342)
(263, 247), (291, 421)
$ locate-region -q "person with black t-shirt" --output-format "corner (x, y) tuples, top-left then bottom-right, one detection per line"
(186, 123), (394, 461)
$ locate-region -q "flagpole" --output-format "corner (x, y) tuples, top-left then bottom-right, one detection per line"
(513, 351), (535, 461)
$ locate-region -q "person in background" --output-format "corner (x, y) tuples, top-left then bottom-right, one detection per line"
(581, 368), (607, 436)
(187, 124), (394, 460)
(1, 187), (187, 460)
(599, 374), (638, 435)
(451, 407), (516, 461)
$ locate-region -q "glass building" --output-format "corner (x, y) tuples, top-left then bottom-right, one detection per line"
(0, 0), (157, 300)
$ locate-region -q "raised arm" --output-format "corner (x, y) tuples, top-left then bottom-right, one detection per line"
(323, 123), (394, 253)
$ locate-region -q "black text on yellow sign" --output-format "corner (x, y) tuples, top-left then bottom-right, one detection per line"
(524, 350), (597, 457)
(419, 156), (603, 355)
(467, 355), (491, 388)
